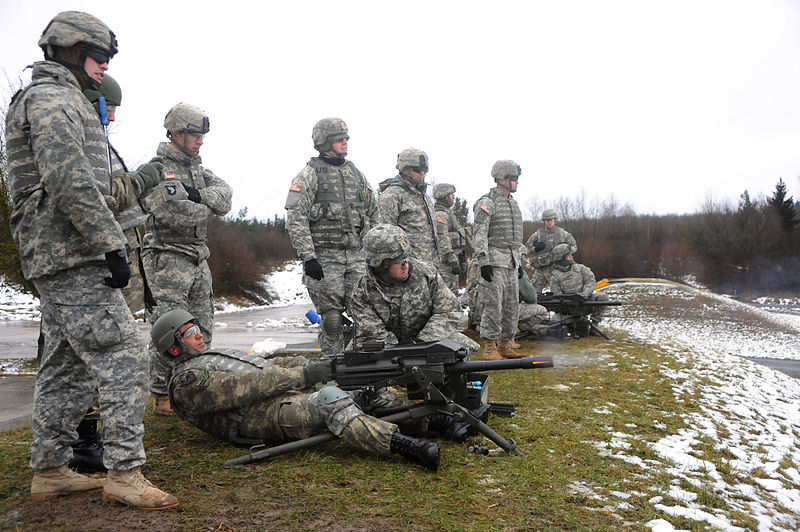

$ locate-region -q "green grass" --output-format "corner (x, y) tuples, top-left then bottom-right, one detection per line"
(0, 333), (738, 531)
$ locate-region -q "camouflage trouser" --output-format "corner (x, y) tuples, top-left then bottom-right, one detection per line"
(518, 303), (550, 335)
(121, 226), (146, 314)
(304, 247), (366, 357)
(143, 250), (214, 396)
(465, 259), (479, 327)
(237, 388), (397, 456)
(531, 264), (554, 294)
(31, 264), (148, 471)
(478, 266), (519, 341)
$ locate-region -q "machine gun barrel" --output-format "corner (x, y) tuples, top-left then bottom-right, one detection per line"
(447, 356), (553, 374)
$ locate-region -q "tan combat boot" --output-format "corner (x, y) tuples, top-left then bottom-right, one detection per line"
(103, 467), (178, 510)
(508, 339), (522, 349)
(498, 340), (525, 359)
(153, 396), (175, 416)
(31, 464), (104, 500)
(482, 339), (503, 360)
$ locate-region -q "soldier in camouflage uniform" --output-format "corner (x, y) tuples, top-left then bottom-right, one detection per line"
(350, 225), (479, 355)
(141, 103), (233, 416)
(151, 309), (441, 470)
(378, 149), (443, 269)
(432, 183), (469, 293)
(473, 161), (527, 360)
(6, 11), (176, 509)
(69, 74), (163, 474)
(84, 74), (155, 314)
(549, 243), (609, 323)
(285, 118), (378, 357)
(526, 209), (577, 294)
(516, 269), (551, 337)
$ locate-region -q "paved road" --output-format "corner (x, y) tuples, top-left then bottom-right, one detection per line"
(0, 304), (321, 431)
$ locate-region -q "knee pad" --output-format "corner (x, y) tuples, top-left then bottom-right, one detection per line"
(322, 310), (342, 337)
(307, 385), (363, 436)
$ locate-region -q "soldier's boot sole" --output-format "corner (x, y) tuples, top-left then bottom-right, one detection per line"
(102, 492), (179, 511)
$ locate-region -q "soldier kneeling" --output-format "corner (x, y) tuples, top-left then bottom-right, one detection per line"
(151, 309), (444, 470)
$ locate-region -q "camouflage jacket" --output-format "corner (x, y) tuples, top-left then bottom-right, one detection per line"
(106, 144), (148, 236)
(285, 157), (377, 261)
(550, 262), (596, 298)
(104, 144), (148, 250)
(472, 187), (525, 269)
(141, 142), (232, 262)
(5, 61), (127, 280)
(350, 258), (458, 348)
(433, 202), (467, 268)
(526, 226), (577, 268)
(168, 348), (308, 443)
(378, 176), (442, 267)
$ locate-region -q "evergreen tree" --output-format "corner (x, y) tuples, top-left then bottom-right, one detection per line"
(738, 190), (754, 214)
(767, 178), (797, 230)
(453, 197), (469, 227)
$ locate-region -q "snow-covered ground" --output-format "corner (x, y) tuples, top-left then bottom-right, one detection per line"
(600, 280), (800, 531)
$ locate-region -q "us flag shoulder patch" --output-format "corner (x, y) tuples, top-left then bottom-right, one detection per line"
(479, 203), (491, 214)
(290, 183), (303, 192)
(437, 217), (447, 224)
(163, 170), (176, 180)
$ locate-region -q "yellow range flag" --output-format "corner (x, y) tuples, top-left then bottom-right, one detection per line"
(595, 278), (610, 290)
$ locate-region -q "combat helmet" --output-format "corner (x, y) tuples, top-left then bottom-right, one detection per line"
(396, 148), (428, 172)
(363, 224), (412, 269)
(312, 118), (349, 153)
(84, 73), (121, 105)
(151, 309), (195, 355)
(164, 103), (210, 136)
(39, 11), (118, 60)
(432, 183), (456, 200)
(491, 160), (521, 181)
(552, 243), (573, 260)
(541, 208), (557, 221)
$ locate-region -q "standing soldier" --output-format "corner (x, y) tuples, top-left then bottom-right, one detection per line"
(285, 118), (378, 357)
(378, 148), (443, 269)
(526, 209), (577, 293)
(432, 183), (469, 293)
(84, 74), (157, 314)
(70, 74), (163, 473)
(472, 160), (526, 360)
(141, 103), (233, 416)
(6, 10), (176, 508)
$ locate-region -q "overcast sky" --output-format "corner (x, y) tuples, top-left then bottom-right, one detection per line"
(2, 0), (800, 221)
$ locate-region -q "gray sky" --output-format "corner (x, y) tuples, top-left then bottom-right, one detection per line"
(2, 0), (800, 221)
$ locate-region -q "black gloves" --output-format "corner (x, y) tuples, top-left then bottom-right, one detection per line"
(533, 241), (546, 252)
(133, 161), (164, 192)
(104, 249), (130, 288)
(480, 265), (493, 282)
(303, 358), (333, 385)
(304, 258), (324, 280)
(184, 185), (202, 203)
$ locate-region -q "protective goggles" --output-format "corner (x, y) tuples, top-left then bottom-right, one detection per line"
(178, 324), (201, 340)
(84, 47), (112, 64)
